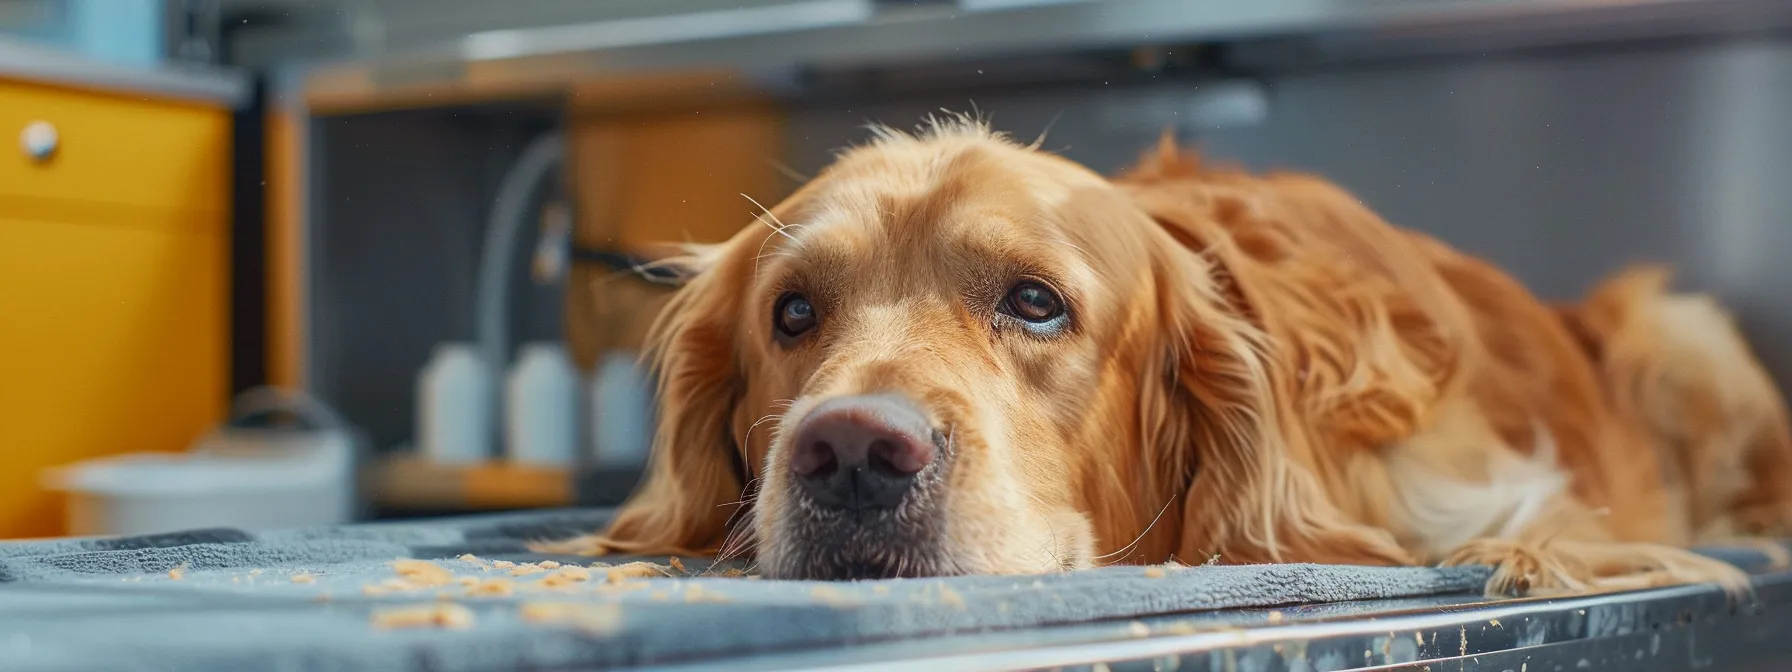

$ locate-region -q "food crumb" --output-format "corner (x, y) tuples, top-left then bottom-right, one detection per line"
(519, 602), (623, 634)
(938, 585), (966, 609)
(510, 564), (546, 577)
(871, 584), (891, 595)
(371, 603), (474, 630)
(249, 569), (264, 577)
(457, 576), (481, 587)
(668, 557), (687, 574)
(682, 585), (731, 603)
(391, 559), (455, 587)
(538, 560), (561, 569)
(466, 578), (516, 597)
(540, 566), (592, 588)
(167, 564), (187, 581)
(811, 585), (857, 606)
(492, 560), (517, 569)
(291, 573), (318, 584)
(605, 562), (671, 583)
(1267, 610), (1284, 623)
(649, 590), (671, 602)
(458, 554), (480, 563)
(1128, 621), (1150, 638)
(1143, 566), (1167, 578)
(231, 576), (241, 584)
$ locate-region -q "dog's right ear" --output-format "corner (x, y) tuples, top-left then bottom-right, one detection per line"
(594, 232), (759, 556)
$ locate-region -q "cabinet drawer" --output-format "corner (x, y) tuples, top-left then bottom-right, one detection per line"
(0, 217), (227, 539)
(0, 78), (229, 231)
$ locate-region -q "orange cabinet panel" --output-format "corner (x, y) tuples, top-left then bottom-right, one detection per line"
(0, 216), (228, 539)
(0, 78), (229, 233)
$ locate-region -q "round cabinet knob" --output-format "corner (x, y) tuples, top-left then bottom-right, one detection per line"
(21, 120), (58, 162)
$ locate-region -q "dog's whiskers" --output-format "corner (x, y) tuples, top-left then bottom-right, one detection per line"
(1095, 495), (1177, 566)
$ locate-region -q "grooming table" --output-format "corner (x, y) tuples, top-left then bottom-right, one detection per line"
(0, 510), (1787, 671)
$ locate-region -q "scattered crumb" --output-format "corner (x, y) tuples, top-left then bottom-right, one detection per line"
(648, 590), (671, 602)
(466, 578), (516, 597)
(1128, 622), (1151, 638)
(362, 586), (388, 596)
(871, 584), (891, 596)
(719, 567), (748, 578)
(511, 565), (546, 577)
(231, 576), (241, 584)
(1267, 610), (1284, 624)
(382, 578), (413, 591)
(458, 554), (480, 563)
(938, 585), (966, 609)
(605, 562), (671, 584)
(492, 561), (517, 569)
(371, 603), (474, 630)
(811, 585), (856, 606)
(391, 559), (455, 587)
(249, 569), (264, 577)
(538, 560), (561, 569)
(1143, 566), (1167, 578)
(519, 602), (623, 634)
(291, 573), (317, 585)
(167, 564), (187, 581)
(458, 576), (481, 587)
(682, 585), (731, 604)
(668, 557), (687, 574)
(539, 566), (593, 588)
(436, 591), (455, 601)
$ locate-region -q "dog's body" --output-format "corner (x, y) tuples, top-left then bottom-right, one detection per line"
(569, 119), (1792, 595)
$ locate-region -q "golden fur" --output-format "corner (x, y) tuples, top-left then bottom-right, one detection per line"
(554, 117), (1792, 595)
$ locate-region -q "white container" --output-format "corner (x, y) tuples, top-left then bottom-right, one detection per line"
(589, 351), (655, 469)
(417, 342), (494, 464)
(47, 388), (357, 536)
(505, 342), (580, 466)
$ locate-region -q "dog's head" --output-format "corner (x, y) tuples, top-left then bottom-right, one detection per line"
(600, 119), (1282, 578)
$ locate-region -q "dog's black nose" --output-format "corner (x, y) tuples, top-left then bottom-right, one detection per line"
(790, 395), (935, 511)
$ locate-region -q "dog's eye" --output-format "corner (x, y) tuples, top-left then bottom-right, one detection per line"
(1005, 282), (1063, 323)
(775, 293), (817, 338)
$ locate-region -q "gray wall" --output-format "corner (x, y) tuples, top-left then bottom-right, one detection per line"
(310, 108), (564, 449)
(784, 35), (1792, 386)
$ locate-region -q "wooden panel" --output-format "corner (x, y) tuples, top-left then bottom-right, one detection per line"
(0, 217), (228, 538)
(0, 78), (230, 230)
(563, 105), (787, 366)
(265, 108), (305, 389)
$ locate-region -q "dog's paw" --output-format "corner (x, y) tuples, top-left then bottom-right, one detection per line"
(1442, 539), (1584, 597)
(1442, 538), (1749, 599)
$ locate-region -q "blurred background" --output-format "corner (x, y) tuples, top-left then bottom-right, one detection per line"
(4, 0), (1792, 539)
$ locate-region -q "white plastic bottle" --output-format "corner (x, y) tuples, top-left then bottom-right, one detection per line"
(417, 343), (493, 464)
(589, 351), (655, 469)
(505, 342), (580, 467)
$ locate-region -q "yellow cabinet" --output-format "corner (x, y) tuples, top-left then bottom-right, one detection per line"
(0, 78), (229, 539)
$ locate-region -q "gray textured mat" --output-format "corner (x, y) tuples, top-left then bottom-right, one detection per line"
(0, 509), (1518, 671)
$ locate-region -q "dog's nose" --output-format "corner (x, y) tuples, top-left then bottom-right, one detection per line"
(790, 395), (936, 511)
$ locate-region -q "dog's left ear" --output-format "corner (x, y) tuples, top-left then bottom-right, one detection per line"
(586, 231), (762, 556)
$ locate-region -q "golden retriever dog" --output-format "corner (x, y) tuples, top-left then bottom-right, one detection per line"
(560, 116), (1792, 596)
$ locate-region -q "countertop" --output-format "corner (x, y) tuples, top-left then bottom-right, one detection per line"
(0, 38), (247, 107)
